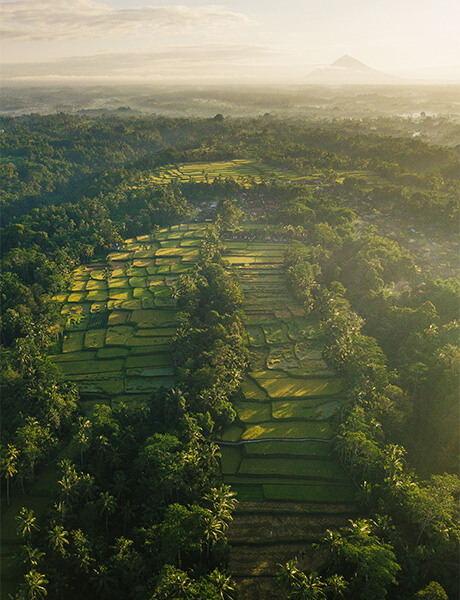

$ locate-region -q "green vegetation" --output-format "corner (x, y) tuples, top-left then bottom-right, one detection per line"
(1, 113), (458, 600)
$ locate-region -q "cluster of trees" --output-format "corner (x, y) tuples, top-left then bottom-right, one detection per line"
(172, 227), (248, 428)
(10, 397), (238, 600)
(2, 114), (457, 233)
(281, 237), (459, 598)
(1, 184), (189, 514)
(7, 230), (248, 599)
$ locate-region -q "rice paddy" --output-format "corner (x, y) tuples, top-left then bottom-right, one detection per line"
(52, 221), (355, 540)
(218, 231), (355, 504)
(52, 223), (208, 405)
(146, 159), (307, 187)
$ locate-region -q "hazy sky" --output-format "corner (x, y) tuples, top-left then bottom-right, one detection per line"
(1, 0), (459, 83)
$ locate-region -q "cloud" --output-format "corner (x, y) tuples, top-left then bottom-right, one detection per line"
(1, 44), (275, 82)
(0, 0), (250, 42)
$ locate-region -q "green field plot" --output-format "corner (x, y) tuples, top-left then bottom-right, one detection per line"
(271, 399), (340, 420)
(133, 288), (153, 300)
(69, 280), (87, 292)
(62, 331), (85, 353)
(180, 239), (201, 247)
(85, 279), (107, 291)
(126, 367), (174, 377)
(263, 484), (356, 504)
(241, 378), (269, 401)
(148, 276), (167, 287)
(262, 323), (290, 345)
(289, 360), (334, 377)
(136, 327), (176, 337)
(287, 317), (322, 341)
(133, 251), (157, 261)
(96, 347), (129, 359)
(105, 325), (135, 346)
(61, 359), (125, 375)
(238, 457), (348, 481)
(244, 439), (332, 458)
(108, 277), (130, 289)
(258, 376), (342, 399)
(89, 269), (106, 281)
(128, 335), (170, 347)
(106, 300), (123, 311)
(109, 289), (133, 301)
(246, 325), (266, 347)
(233, 401), (272, 423)
(65, 315), (90, 331)
(220, 446), (243, 475)
(295, 341), (325, 361)
(129, 276), (148, 288)
(90, 302), (107, 314)
(248, 355), (269, 377)
(242, 421), (333, 441)
(153, 265), (169, 274)
(52, 351), (96, 363)
(169, 264), (191, 274)
(121, 299), (143, 310)
(125, 354), (172, 369)
(86, 290), (109, 302)
(53, 293), (67, 303)
(230, 485), (265, 502)
(88, 311), (109, 329)
(68, 292), (87, 303)
(130, 309), (177, 327)
(125, 376), (174, 393)
(84, 329), (107, 349)
(267, 346), (299, 370)
(69, 370), (124, 382)
(78, 379), (125, 396)
(107, 251), (133, 262)
(126, 267), (148, 277)
(129, 344), (171, 355)
(222, 425), (245, 443)
(108, 311), (130, 326)
(250, 369), (286, 380)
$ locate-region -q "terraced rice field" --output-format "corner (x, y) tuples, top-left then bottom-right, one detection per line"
(218, 237), (354, 504)
(51, 223), (208, 404)
(147, 159), (310, 186)
(218, 233), (357, 599)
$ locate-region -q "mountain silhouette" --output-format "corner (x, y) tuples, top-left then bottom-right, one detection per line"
(307, 55), (401, 84)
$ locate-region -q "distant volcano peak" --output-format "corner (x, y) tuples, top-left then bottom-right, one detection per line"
(306, 55), (401, 84)
(332, 55), (371, 70)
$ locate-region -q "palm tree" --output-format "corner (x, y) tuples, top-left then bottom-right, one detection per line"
(301, 573), (327, 600)
(204, 513), (224, 559)
(207, 569), (237, 600)
(92, 564), (115, 598)
(111, 471), (130, 500)
(314, 529), (343, 570)
(325, 574), (348, 600)
(16, 508), (38, 541)
(52, 500), (69, 525)
(98, 491), (116, 532)
(120, 500), (135, 532)
(75, 418), (91, 465)
(204, 484), (238, 526)
(48, 525), (69, 556)
(22, 544), (45, 568)
(278, 559), (303, 589)
(1, 444), (19, 505)
(21, 569), (48, 600)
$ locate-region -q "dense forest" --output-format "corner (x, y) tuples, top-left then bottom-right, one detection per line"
(1, 113), (458, 600)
